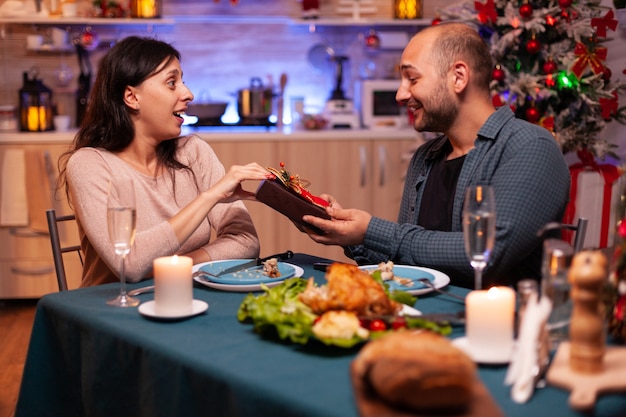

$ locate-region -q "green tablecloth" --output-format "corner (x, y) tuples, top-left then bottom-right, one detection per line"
(15, 254), (626, 417)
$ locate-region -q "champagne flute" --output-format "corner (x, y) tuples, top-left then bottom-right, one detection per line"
(463, 185), (496, 290)
(106, 179), (139, 307)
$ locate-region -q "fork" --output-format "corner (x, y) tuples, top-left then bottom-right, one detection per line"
(417, 278), (466, 302)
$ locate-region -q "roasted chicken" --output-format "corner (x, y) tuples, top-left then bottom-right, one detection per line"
(298, 263), (401, 317)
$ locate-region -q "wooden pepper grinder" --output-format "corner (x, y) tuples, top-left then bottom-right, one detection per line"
(567, 250), (607, 374)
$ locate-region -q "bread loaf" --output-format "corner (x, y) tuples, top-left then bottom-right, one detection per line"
(352, 331), (476, 413)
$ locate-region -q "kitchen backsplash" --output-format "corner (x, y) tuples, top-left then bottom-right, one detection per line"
(0, 0), (445, 127)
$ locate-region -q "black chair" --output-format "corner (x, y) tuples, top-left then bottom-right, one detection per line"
(538, 217), (589, 253)
(46, 209), (83, 291)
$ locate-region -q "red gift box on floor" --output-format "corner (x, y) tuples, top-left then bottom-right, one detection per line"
(563, 159), (623, 249)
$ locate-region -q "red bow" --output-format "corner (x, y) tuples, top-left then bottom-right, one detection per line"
(591, 10), (618, 38)
(539, 116), (555, 132)
(571, 43), (607, 78)
(475, 0), (497, 24)
(600, 92), (619, 120)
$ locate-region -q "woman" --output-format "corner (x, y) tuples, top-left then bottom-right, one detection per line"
(59, 36), (272, 287)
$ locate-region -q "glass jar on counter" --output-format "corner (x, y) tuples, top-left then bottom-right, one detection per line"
(0, 105), (18, 132)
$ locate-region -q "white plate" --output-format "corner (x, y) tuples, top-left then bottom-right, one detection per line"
(192, 262), (304, 292)
(452, 336), (514, 364)
(138, 299), (208, 319)
(400, 304), (422, 316)
(358, 265), (451, 296)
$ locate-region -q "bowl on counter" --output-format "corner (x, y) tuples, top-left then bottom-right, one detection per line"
(300, 114), (328, 130)
(186, 102), (229, 120)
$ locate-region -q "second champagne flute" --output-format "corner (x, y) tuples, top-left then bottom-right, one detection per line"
(107, 179), (139, 307)
(463, 185), (496, 290)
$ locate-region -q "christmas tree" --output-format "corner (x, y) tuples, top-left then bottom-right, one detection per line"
(436, 0), (626, 158)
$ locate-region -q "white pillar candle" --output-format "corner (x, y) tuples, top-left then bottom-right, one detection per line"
(153, 255), (193, 314)
(466, 286), (516, 362)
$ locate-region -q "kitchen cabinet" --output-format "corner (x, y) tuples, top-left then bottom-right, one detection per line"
(0, 142), (82, 298)
(208, 135), (417, 264)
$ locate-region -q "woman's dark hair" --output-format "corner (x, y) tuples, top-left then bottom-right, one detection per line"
(59, 36), (192, 201)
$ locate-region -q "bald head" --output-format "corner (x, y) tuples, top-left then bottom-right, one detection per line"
(409, 23), (493, 91)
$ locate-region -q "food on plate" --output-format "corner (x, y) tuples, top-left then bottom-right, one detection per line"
(374, 261), (413, 287)
(298, 263), (401, 317)
(352, 331), (476, 413)
(237, 263), (451, 348)
(261, 258), (281, 278)
(312, 310), (369, 340)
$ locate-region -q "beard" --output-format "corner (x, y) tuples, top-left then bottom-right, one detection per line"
(412, 82), (458, 133)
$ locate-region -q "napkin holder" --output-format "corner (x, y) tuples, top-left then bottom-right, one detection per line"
(255, 179), (330, 235)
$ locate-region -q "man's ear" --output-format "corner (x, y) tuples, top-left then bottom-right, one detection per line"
(451, 61), (470, 93)
(123, 86), (139, 109)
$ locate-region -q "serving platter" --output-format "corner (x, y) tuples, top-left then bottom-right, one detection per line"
(193, 260), (304, 292)
(358, 265), (450, 295)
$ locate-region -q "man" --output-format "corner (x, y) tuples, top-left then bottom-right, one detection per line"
(303, 23), (570, 288)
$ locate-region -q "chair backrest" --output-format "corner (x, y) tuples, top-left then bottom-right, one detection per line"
(560, 217), (588, 253)
(46, 209), (83, 291)
(537, 217), (589, 253)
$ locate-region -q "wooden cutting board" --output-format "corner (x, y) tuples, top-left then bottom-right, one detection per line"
(546, 341), (626, 411)
(350, 361), (504, 417)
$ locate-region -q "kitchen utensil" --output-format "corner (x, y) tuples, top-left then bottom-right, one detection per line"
(417, 277), (466, 302)
(187, 90), (229, 120)
(236, 77), (274, 119)
(215, 250), (294, 276)
(128, 285), (155, 296)
(307, 42), (335, 72)
(277, 73), (287, 128)
(186, 102), (228, 119)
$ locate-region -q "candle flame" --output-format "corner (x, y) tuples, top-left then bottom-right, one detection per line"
(487, 286), (500, 298)
(171, 255), (179, 263)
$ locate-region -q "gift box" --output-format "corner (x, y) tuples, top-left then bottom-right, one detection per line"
(255, 179), (330, 235)
(563, 162), (623, 249)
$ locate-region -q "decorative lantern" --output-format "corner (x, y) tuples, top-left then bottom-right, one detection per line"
(394, 0), (422, 19)
(19, 69), (53, 132)
(130, 0), (161, 18)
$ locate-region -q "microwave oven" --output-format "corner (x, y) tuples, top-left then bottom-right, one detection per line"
(356, 79), (407, 129)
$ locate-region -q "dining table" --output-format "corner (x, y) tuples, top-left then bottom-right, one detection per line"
(15, 253), (626, 417)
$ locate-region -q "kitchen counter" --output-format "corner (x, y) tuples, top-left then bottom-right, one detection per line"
(0, 127), (422, 144)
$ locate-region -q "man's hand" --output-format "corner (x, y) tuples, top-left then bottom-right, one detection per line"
(302, 206), (372, 247)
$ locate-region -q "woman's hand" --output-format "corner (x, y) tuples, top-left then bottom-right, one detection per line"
(210, 163), (275, 203)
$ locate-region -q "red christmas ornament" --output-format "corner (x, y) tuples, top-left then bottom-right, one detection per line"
(558, 0), (573, 8)
(545, 74), (556, 88)
(519, 3), (533, 19)
(525, 106), (540, 123)
(526, 38), (541, 54)
(543, 59), (558, 74)
(365, 30), (380, 49)
(492, 65), (505, 82)
(603, 67), (612, 82)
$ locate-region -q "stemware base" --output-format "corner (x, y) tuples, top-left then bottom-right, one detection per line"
(107, 294), (140, 307)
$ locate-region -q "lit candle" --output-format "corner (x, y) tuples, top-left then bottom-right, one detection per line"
(466, 286), (516, 362)
(153, 255), (193, 314)
(27, 106), (47, 131)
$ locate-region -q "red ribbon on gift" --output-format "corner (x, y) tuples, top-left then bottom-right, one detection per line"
(571, 43), (607, 79)
(591, 10), (618, 38)
(600, 91), (619, 120)
(563, 151), (621, 247)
